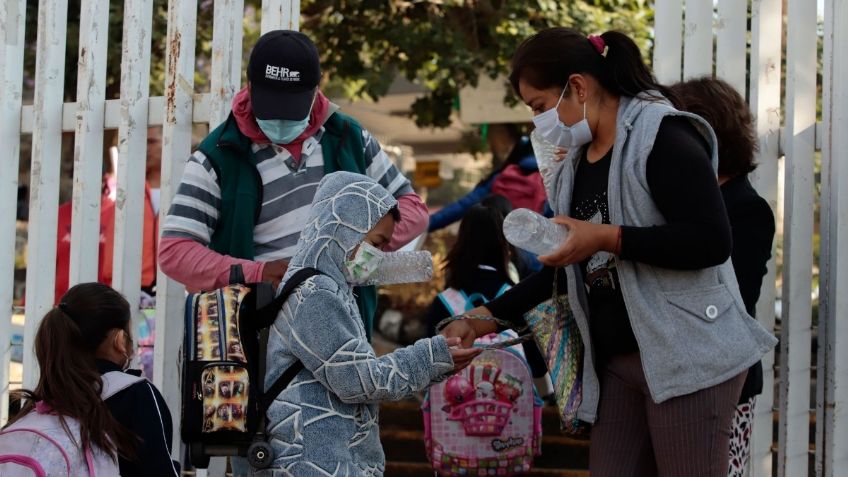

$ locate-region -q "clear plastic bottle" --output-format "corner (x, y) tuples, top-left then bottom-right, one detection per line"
(361, 250), (434, 286)
(530, 128), (562, 199)
(503, 208), (569, 256)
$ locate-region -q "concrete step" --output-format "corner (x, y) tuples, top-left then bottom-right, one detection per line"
(385, 461), (590, 477)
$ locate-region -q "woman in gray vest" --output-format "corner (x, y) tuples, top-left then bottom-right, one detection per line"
(441, 28), (777, 476)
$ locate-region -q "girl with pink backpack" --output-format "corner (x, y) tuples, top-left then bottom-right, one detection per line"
(0, 283), (179, 476)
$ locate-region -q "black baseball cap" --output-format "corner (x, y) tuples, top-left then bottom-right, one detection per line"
(247, 30), (321, 121)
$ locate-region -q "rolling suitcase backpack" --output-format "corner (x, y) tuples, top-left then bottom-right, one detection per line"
(181, 265), (319, 469)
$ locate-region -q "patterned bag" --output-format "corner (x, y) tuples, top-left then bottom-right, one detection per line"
(523, 268), (588, 436)
(423, 329), (543, 477)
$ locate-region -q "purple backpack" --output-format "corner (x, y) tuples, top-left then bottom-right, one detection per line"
(0, 371), (143, 476)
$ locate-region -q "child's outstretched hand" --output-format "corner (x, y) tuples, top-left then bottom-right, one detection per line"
(446, 337), (482, 373)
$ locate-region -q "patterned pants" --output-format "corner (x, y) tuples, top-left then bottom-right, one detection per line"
(728, 397), (756, 477)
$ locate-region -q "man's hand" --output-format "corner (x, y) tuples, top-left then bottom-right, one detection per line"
(261, 259), (289, 289)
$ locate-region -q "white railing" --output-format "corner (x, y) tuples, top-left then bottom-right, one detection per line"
(654, 0), (847, 475)
(1, 0), (846, 475)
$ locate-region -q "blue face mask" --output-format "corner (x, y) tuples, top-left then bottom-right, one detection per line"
(257, 116), (310, 144)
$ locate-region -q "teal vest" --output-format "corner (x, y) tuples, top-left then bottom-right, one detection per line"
(197, 112), (378, 340)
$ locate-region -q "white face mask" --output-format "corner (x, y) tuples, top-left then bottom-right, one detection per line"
(531, 84), (594, 149)
(344, 242), (385, 285)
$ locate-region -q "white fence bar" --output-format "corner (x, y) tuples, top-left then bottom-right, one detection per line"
(748, 0), (783, 473)
(715, 0), (747, 94)
(777, 0), (818, 474)
(22, 0), (70, 389)
(0, 0), (27, 423)
(19, 94), (213, 133)
(112, 0), (154, 312)
(261, 0), (300, 33)
(155, 0), (197, 456)
(652, 0), (683, 84)
(818, 0), (848, 474)
(209, 0), (244, 129)
(69, 0), (110, 286)
(682, 0), (713, 79)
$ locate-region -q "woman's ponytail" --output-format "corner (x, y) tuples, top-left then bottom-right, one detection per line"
(509, 27), (680, 107)
(597, 31), (681, 106)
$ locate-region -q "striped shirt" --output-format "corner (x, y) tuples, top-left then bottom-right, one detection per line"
(162, 127), (414, 261)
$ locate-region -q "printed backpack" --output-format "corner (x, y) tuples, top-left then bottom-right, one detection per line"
(425, 285), (543, 476)
(0, 371), (144, 477)
(490, 164), (547, 214)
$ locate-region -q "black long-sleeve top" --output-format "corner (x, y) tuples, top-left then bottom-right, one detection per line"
(97, 360), (180, 477)
(720, 174), (776, 402)
(487, 117), (732, 362)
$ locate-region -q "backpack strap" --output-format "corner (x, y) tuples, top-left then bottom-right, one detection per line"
(438, 288), (469, 317)
(254, 267), (322, 329)
(101, 371), (146, 400)
(256, 267), (322, 413)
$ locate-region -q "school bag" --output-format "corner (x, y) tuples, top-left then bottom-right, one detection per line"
(181, 265), (320, 470)
(425, 285), (543, 477)
(0, 371), (144, 477)
(490, 163), (547, 214)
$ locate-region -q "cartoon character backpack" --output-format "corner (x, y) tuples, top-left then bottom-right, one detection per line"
(425, 285), (543, 476)
(0, 371), (144, 476)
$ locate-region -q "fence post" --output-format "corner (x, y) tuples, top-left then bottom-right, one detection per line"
(0, 0), (27, 423)
(112, 0), (153, 312)
(682, 0), (713, 79)
(155, 0), (198, 458)
(748, 0), (783, 474)
(818, 0), (848, 474)
(715, 0), (748, 94)
(22, 0), (70, 390)
(652, 0), (683, 84)
(261, 0), (300, 33)
(70, 0), (110, 287)
(209, 0), (244, 129)
(778, 0), (818, 475)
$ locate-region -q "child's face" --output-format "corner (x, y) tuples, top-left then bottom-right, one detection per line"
(362, 213), (395, 251)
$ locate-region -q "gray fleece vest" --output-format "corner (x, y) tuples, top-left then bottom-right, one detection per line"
(551, 93), (778, 423)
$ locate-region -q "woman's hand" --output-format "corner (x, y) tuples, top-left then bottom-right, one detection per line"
(438, 306), (498, 348)
(538, 216), (620, 267)
(446, 338), (482, 372)
(554, 147), (567, 162)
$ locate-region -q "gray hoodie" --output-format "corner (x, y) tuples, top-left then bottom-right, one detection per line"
(257, 172), (454, 476)
(549, 93), (778, 423)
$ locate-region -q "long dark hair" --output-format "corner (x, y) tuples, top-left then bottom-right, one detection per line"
(444, 204), (512, 291)
(7, 283), (138, 460)
(509, 28), (680, 107)
(670, 76), (758, 178)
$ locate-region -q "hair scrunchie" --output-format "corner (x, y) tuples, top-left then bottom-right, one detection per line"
(588, 34), (609, 58)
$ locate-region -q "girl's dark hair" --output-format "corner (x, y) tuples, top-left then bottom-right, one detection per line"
(7, 283), (138, 460)
(509, 28), (680, 107)
(444, 204), (512, 291)
(670, 77), (758, 178)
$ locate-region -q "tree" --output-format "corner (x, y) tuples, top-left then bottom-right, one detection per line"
(301, 0), (653, 127)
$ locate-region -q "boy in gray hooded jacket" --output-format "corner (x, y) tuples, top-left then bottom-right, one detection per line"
(257, 172), (479, 476)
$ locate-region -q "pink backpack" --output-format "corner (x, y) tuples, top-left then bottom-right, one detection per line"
(0, 371), (144, 477)
(423, 331), (543, 476)
(490, 164), (547, 214)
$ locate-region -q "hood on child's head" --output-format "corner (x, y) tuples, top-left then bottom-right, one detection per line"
(285, 171), (398, 284)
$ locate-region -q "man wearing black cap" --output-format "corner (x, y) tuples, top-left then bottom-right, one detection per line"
(159, 30), (428, 339)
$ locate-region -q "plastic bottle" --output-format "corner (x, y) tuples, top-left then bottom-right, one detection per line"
(503, 208), (569, 256)
(530, 129), (562, 199)
(361, 250), (434, 286)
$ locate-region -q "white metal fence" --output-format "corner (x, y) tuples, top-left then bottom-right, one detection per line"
(1, 0), (846, 475)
